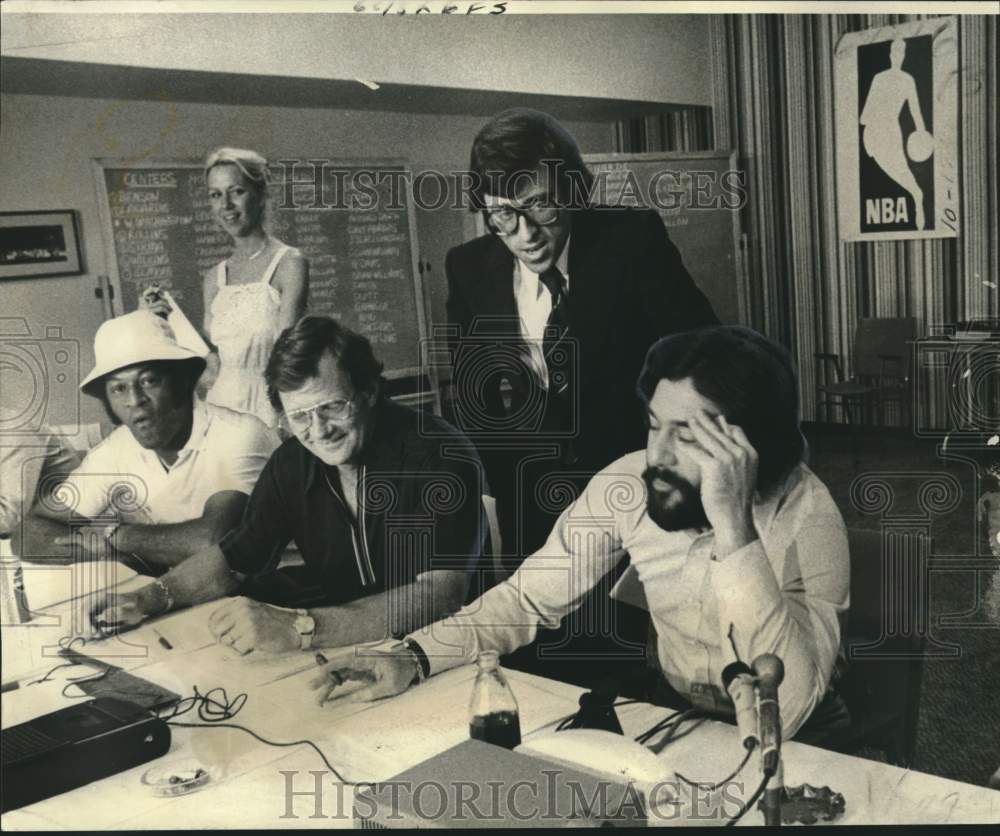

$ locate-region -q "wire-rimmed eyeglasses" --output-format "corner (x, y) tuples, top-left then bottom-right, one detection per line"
(280, 396), (355, 435)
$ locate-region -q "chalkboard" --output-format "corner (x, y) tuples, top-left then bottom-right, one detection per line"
(582, 151), (746, 325)
(92, 159), (429, 380)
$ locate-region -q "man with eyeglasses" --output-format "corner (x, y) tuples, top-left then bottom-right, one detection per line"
(444, 109), (718, 686)
(13, 311), (277, 577)
(89, 316), (487, 657)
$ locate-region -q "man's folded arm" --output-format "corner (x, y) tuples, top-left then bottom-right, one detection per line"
(12, 490), (248, 569)
(113, 490), (248, 568)
(12, 449), (118, 561)
(145, 544), (243, 613)
(712, 513), (850, 737)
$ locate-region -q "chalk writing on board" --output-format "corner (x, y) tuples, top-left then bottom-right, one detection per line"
(97, 161), (427, 377)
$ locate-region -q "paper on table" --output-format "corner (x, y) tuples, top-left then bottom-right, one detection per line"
(70, 601), (218, 674)
(317, 665), (583, 783)
(175, 641), (319, 690)
(0, 661), (100, 727)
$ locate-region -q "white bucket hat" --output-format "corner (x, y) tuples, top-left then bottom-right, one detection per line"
(80, 310), (207, 397)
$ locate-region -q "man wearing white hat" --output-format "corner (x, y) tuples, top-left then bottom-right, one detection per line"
(13, 311), (278, 573)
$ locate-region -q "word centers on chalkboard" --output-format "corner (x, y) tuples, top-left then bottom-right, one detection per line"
(94, 160), (429, 380)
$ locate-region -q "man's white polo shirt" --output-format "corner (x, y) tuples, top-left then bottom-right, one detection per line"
(62, 402), (278, 523)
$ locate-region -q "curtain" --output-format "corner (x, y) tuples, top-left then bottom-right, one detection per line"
(616, 14), (998, 427)
(612, 108), (714, 153)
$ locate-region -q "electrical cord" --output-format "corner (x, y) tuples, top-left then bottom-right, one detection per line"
(166, 721), (353, 785)
(658, 715), (707, 746)
(158, 686), (248, 722)
(155, 687), (353, 785)
(724, 771), (771, 826)
(554, 698), (644, 732)
(16, 635), (352, 787)
(27, 636), (90, 686)
(635, 708), (701, 745)
(676, 746), (753, 790)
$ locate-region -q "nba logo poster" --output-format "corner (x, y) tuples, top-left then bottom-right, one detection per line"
(835, 18), (958, 241)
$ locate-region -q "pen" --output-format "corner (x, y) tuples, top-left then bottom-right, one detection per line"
(151, 626), (173, 650)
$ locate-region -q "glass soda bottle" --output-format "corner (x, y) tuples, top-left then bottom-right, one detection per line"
(468, 650), (522, 749)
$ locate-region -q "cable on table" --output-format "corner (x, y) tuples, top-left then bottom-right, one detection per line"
(724, 771), (771, 826)
(676, 746), (752, 790)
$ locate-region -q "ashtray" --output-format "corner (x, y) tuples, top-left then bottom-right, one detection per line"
(141, 758), (215, 797)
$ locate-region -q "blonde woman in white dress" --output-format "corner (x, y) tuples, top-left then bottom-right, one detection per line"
(142, 147), (309, 427)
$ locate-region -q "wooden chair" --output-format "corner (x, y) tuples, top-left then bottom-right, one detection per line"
(833, 527), (926, 765)
(815, 318), (917, 433)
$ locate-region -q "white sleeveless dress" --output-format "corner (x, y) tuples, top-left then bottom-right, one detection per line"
(206, 244), (296, 428)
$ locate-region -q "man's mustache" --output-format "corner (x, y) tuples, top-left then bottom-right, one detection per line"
(642, 467), (694, 494)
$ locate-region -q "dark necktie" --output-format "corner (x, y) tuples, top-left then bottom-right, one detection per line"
(539, 267), (571, 398)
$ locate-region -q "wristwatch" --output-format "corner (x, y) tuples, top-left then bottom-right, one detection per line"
(294, 609), (316, 651)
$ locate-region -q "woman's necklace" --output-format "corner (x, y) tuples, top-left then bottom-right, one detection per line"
(234, 238), (268, 263)
(244, 241), (267, 261)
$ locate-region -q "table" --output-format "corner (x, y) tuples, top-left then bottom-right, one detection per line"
(3, 579), (998, 829)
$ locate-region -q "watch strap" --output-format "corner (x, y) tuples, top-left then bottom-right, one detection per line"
(295, 608), (315, 651)
(403, 638), (430, 683)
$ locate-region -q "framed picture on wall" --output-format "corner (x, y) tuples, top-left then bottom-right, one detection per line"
(0, 210), (83, 279)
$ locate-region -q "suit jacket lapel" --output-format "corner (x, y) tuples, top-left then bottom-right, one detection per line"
(471, 237), (520, 339)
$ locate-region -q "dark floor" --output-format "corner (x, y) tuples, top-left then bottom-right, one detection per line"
(804, 424), (1000, 788)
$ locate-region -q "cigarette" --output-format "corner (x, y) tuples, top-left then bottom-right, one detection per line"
(151, 627), (173, 650)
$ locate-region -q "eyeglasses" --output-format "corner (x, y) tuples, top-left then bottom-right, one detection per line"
(280, 396), (355, 435)
(483, 199), (560, 235)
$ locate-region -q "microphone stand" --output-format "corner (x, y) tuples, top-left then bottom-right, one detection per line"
(752, 653), (785, 827)
(761, 752), (783, 826)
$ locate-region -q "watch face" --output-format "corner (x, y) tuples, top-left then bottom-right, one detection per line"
(295, 615), (315, 636)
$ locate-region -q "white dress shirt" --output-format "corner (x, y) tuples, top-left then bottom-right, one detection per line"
(61, 401), (278, 524)
(409, 451), (850, 738)
(513, 236), (571, 390)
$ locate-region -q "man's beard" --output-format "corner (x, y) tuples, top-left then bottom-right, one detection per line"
(642, 466), (710, 532)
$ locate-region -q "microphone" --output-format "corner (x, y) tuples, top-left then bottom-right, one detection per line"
(752, 653), (784, 776)
(721, 661), (757, 751)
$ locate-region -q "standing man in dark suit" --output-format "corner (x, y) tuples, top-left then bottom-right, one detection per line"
(445, 108), (718, 685)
